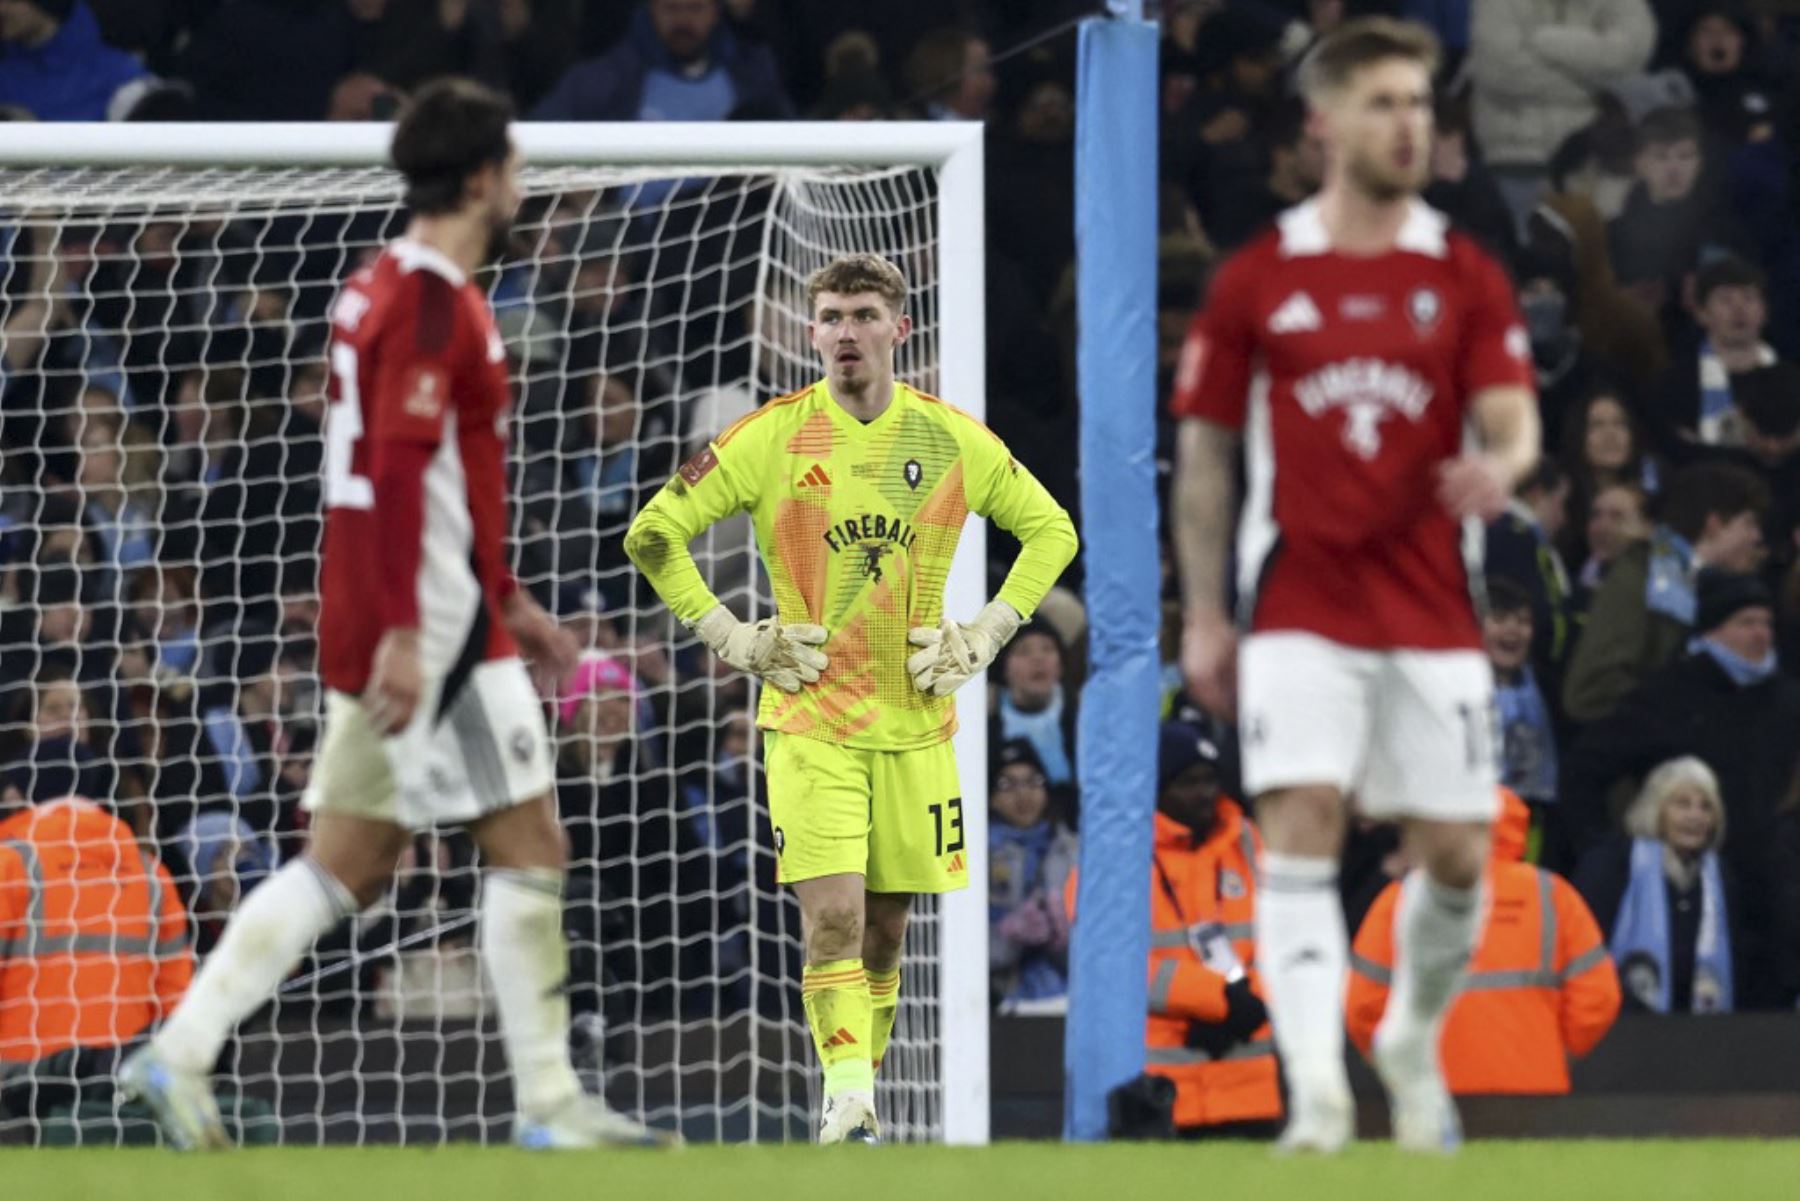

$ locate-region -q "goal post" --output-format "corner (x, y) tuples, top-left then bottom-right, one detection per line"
(0, 121), (987, 1145)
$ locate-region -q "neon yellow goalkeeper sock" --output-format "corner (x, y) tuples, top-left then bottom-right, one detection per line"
(802, 958), (874, 1097)
(866, 966), (900, 1075)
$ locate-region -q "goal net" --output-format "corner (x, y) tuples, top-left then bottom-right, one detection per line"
(0, 124), (987, 1147)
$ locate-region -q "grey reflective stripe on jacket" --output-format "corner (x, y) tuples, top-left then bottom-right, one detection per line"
(0, 839), (186, 961)
(1349, 950), (1391, 986)
(1351, 868), (1584, 992)
(1559, 943), (1608, 981)
(137, 850), (188, 957)
(1148, 959), (1178, 1014)
(1145, 1036), (1275, 1067)
(0, 840), (46, 961)
(1150, 921), (1256, 950)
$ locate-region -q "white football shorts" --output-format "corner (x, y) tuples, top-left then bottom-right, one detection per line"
(302, 657), (554, 831)
(1237, 631), (1500, 822)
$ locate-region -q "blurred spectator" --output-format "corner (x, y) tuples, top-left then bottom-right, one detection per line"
(0, 0), (147, 121)
(1065, 722), (1278, 1136)
(1729, 363), (1800, 557)
(1163, 6), (1287, 227)
(3, 663), (105, 804)
(553, 648), (708, 1017)
(1349, 788), (1620, 1093)
(1557, 387), (1660, 571)
(346, 0), (506, 94)
(1515, 238), (1605, 443)
(1470, 0), (1656, 228)
(1677, 2), (1780, 147)
(807, 31), (892, 120)
(178, 0), (354, 121)
(1574, 756), (1736, 1011)
(325, 70), (404, 122)
(1486, 459), (1575, 681)
(1423, 95), (1518, 261)
(1571, 482), (1653, 612)
(1649, 254), (1780, 459)
(903, 26), (995, 121)
(1608, 107), (1750, 334)
(988, 739), (1075, 1012)
(1485, 579), (1563, 856)
(1562, 461), (1766, 722)
(75, 419), (155, 579)
(1206, 98), (1322, 251)
(990, 619), (1077, 806)
(1530, 195), (1669, 398)
(177, 810), (276, 956)
(0, 794), (192, 1127)
(1562, 572), (1800, 1005)
(531, 0), (792, 121)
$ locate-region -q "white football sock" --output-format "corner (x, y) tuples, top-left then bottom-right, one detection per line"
(482, 867), (583, 1117)
(1256, 852), (1350, 1099)
(154, 858), (356, 1075)
(1378, 870), (1484, 1047)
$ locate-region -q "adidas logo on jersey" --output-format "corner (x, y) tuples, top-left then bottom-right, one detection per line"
(823, 1027), (860, 1049)
(1268, 291), (1322, 334)
(796, 464), (833, 488)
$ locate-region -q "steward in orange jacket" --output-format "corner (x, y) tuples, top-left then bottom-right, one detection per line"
(0, 796), (193, 1076)
(1347, 789), (1621, 1094)
(1067, 723), (1281, 1133)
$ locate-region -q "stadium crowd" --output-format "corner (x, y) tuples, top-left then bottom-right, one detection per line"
(3, 0), (1800, 1134)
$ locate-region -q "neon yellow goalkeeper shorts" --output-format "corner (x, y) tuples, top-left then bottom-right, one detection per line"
(763, 732), (970, 894)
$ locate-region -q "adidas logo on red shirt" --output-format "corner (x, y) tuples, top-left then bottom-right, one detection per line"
(1268, 291), (1322, 334)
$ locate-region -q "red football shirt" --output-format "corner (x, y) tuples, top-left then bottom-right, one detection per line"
(1171, 199), (1533, 650)
(317, 239), (519, 696)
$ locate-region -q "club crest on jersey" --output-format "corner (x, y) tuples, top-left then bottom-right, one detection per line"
(1294, 358), (1434, 460)
(1407, 287), (1442, 332)
(677, 446), (719, 486)
(903, 458), (922, 490)
(403, 366), (446, 420)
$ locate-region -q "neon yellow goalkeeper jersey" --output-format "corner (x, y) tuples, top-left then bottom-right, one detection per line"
(627, 379), (1078, 750)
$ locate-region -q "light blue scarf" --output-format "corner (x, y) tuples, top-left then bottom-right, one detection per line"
(1643, 527), (1697, 625)
(1611, 837), (1733, 1013)
(999, 687), (1071, 786)
(1495, 666), (1557, 803)
(1691, 636), (1778, 686)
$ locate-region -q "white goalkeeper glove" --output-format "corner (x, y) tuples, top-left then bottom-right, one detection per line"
(906, 600), (1022, 698)
(691, 604), (829, 694)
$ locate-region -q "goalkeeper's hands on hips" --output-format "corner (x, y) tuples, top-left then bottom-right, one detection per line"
(906, 600), (1022, 697)
(691, 604), (829, 694)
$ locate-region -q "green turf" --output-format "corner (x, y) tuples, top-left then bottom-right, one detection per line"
(4, 1141), (1799, 1201)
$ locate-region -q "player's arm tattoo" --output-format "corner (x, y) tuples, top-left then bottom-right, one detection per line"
(1174, 418), (1241, 618)
(1472, 385), (1541, 489)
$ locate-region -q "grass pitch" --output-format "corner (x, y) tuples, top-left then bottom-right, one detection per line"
(5, 1140), (1799, 1201)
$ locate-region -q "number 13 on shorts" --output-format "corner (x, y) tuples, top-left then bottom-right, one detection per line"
(928, 798), (965, 857)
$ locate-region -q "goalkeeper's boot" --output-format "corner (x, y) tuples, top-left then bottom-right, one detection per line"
(1274, 1070), (1353, 1156)
(818, 1091), (879, 1145)
(1374, 1019), (1462, 1154)
(118, 1044), (230, 1151)
(513, 1092), (682, 1149)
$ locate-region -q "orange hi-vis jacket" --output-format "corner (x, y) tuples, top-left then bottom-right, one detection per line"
(0, 798), (193, 1067)
(1346, 790), (1621, 1094)
(1067, 799), (1281, 1128)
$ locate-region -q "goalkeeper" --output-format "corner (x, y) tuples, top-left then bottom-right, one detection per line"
(625, 254), (1077, 1144)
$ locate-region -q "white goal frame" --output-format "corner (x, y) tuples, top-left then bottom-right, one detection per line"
(0, 120), (990, 1146)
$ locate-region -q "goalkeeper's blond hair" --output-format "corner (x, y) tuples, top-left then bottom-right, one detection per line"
(806, 254), (908, 315)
